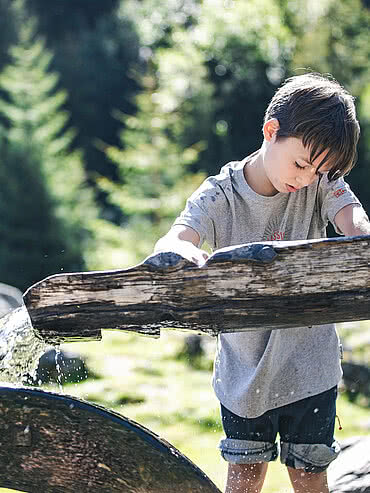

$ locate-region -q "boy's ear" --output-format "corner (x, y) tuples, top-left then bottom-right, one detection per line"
(263, 118), (280, 142)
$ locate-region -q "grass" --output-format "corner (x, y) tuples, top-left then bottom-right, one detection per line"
(1, 322), (369, 493)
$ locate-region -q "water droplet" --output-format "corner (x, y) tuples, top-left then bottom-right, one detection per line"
(313, 408), (319, 413)
(54, 347), (64, 392)
(256, 388), (260, 394)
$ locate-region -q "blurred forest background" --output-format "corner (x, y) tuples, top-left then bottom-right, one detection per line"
(0, 1), (369, 491)
(0, 0), (369, 290)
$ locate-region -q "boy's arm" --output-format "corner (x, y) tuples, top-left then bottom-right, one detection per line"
(334, 204), (370, 236)
(154, 225), (210, 267)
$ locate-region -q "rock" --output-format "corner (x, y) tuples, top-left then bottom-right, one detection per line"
(341, 361), (370, 404)
(182, 335), (205, 359)
(328, 436), (370, 493)
(32, 348), (90, 384)
(175, 335), (210, 370)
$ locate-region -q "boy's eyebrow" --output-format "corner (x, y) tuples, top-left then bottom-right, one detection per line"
(298, 156), (313, 165)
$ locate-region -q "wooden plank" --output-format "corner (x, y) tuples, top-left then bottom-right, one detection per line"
(0, 385), (220, 493)
(23, 236), (370, 343)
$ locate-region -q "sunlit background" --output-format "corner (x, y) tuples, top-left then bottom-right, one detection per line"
(0, 0), (369, 491)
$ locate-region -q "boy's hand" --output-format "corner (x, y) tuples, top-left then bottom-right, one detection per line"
(154, 225), (209, 267)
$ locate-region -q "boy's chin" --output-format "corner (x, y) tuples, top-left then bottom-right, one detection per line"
(274, 183), (289, 194)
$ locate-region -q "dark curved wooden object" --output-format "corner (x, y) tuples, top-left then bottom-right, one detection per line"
(0, 385), (221, 493)
(23, 236), (370, 343)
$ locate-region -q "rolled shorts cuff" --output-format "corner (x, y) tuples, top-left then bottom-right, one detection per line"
(280, 440), (341, 472)
(219, 438), (278, 464)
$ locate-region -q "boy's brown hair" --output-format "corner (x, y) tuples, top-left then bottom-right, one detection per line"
(264, 73), (360, 181)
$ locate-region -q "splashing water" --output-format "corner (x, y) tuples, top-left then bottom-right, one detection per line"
(54, 345), (64, 393)
(0, 305), (47, 384)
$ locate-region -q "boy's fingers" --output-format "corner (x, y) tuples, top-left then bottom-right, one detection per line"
(194, 251), (209, 267)
(156, 244), (209, 267)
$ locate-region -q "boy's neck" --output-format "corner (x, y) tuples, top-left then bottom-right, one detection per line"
(243, 150), (278, 197)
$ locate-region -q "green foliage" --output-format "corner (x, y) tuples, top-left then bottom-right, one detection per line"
(0, 0), (18, 72)
(124, 0), (296, 176)
(92, 71), (205, 268)
(0, 22), (98, 289)
(289, 0), (370, 212)
(97, 0), (293, 263)
(25, 0), (120, 37)
(24, 0), (141, 189)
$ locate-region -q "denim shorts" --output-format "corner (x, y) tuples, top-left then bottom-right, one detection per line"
(219, 387), (340, 472)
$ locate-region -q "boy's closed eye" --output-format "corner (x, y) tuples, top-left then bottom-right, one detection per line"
(294, 161), (323, 176)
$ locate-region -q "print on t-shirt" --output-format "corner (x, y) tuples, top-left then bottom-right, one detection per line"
(263, 215), (286, 241)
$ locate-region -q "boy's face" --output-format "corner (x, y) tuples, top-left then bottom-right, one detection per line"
(262, 120), (332, 195)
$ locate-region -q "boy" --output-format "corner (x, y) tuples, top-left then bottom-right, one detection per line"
(154, 73), (370, 493)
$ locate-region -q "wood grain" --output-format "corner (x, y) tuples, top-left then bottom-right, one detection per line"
(23, 236), (370, 343)
(0, 386), (221, 493)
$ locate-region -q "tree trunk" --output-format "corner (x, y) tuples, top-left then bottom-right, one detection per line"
(23, 236), (370, 343)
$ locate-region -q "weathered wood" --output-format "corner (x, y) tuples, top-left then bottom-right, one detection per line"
(0, 385), (221, 493)
(23, 236), (370, 343)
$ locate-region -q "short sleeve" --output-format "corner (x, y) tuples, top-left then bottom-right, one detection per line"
(319, 174), (362, 235)
(172, 178), (218, 248)
(172, 167), (237, 249)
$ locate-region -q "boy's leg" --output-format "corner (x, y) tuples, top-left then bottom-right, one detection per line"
(219, 404), (278, 493)
(279, 387), (340, 493)
(225, 462), (268, 493)
(287, 467), (328, 493)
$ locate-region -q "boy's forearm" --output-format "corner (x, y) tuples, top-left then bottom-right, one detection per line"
(346, 223), (370, 236)
(335, 204), (370, 237)
(343, 214), (370, 236)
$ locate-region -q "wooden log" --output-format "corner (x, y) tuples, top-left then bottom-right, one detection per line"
(23, 236), (370, 343)
(0, 385), (221, 493)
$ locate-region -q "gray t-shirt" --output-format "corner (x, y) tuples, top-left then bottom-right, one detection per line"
(174, 156), (362, 418)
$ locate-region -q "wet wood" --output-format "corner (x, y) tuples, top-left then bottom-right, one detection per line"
(0, 385), (221, 493)
(23, 236), (370, 343)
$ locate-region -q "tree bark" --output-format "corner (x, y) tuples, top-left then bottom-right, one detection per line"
(0, 385), (220, 493)
(23, 236), (370, 343)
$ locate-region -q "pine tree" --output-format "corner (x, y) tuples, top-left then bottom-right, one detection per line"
(0, 22), (97, 290)
(98, 70), (206, 267)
